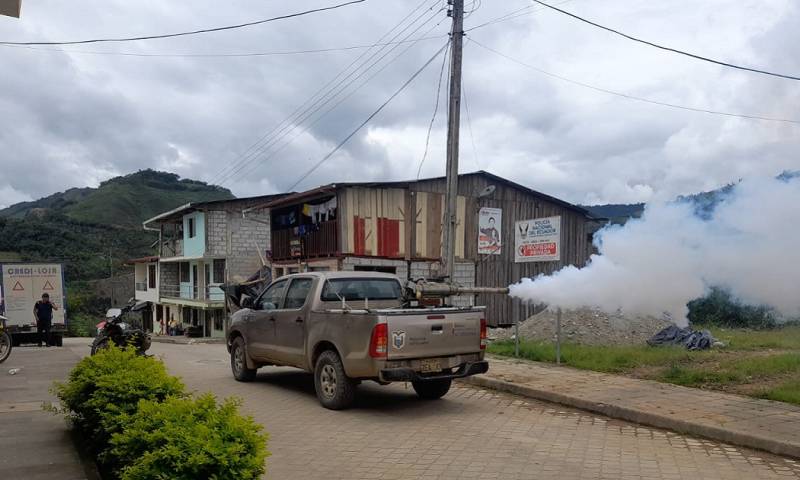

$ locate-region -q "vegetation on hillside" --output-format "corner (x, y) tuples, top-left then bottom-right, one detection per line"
(0, 169), (233, 227)
(0, 170), (234, 283)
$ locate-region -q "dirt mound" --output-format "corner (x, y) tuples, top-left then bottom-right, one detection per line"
(489, 307), (674, 345)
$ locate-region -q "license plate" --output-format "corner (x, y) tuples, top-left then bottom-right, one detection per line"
(419, 359), (441, 373)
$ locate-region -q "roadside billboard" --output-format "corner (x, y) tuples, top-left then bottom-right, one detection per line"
(514, 216), (561, 263)
(0, 263), (66, 326)
(478, 207), (502, 255)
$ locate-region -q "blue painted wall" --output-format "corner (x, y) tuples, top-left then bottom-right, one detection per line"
(183, 212), (205, 258)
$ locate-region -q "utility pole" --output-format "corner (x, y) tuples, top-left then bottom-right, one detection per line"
(442, 0), (464, 281)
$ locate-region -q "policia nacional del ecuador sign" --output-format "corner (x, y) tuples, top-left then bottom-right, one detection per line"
(514, 216), (561, 263)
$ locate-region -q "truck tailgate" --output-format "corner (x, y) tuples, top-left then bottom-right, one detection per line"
(384, 310), (482, 360)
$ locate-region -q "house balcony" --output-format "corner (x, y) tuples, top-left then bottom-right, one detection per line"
(159, 283), (225, 308)
(271, 219), (339, 261)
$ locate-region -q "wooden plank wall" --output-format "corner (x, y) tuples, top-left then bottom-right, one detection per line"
(341, 187), (406, 258)
(412, 175), (592, 326)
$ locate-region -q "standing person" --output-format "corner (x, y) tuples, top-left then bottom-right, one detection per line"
(33, 293), (58, 347)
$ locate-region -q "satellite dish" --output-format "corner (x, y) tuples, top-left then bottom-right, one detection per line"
(477, 185), (496, 199)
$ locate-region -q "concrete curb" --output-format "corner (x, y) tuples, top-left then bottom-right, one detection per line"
(150, 336), (225, 345)
(459, 374), (800, 460)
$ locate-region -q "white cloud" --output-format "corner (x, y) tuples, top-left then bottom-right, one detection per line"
(0, 0), (798, 207)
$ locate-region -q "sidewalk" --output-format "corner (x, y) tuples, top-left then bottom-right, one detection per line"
(0, 343), (97, 480)
(461, 355), (800, 460)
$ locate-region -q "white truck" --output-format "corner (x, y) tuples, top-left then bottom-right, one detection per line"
(0, 263), (67, 346)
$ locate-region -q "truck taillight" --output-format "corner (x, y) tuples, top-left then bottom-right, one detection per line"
(480, 318), (487, 350)
(369, 323), (388, 358)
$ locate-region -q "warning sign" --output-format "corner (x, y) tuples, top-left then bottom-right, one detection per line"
(0, 264), (65, 326)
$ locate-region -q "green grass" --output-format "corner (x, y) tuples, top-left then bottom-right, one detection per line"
(708, 327), (800, 350)
(759, 381), (800, 405)
(488, 340), (699, 373)
(489, 327), (800, 406)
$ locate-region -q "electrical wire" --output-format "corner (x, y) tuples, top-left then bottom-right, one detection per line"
(464, 0), (574, 33)
(215, 2), (447, 187)
(0, 35), (446, 58)
(288, 41), (450, 192)
(231, 11), (449, 186)
(529, 0), (800, 81)
(210, 0), (439, 186)
(417, 41), (451, 179)
(468, 37), (800, 125)
(0, 0), (367, 46)
(461, 74), (482, 171)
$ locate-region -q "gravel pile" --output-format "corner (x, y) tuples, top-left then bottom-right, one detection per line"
(489, 307), (674, 346)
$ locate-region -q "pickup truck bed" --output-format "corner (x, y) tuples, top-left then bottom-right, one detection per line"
(227, 272), (488, 409)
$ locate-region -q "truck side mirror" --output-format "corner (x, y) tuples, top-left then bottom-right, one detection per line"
(241, 297), (255, 309)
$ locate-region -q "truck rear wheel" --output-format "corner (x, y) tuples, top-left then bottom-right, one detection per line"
(231, 337), (257, 382)
(314, 350), (356, 410)
(0, 332), (11, 364)
(412, 378), (452, 400)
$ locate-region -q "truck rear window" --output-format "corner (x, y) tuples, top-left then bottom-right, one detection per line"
(321, 278), (402, 301)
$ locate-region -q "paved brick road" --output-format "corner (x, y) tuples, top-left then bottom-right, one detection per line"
(67, 340), (800, 479)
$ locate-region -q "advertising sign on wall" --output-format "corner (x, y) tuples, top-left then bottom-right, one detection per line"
(478, 207), (502, 255)
(514, 216), (561, 263)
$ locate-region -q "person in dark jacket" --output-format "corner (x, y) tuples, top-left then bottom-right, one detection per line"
(34, 293), (58, 347)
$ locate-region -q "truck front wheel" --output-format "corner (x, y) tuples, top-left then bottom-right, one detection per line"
(412, 378), (452, 400)
(230, 337), (257, 382)
(314, 350), (356, 410)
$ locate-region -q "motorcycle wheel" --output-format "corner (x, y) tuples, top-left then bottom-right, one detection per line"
(90, 336), (110, 355)
(0, 332), (11, 364)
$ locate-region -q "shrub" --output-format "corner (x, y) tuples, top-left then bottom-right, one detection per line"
(110, 394), (269, 480)
(52, 345), (185, 456)
(688, 287), (776, 329)
(66, 313), (97, 337)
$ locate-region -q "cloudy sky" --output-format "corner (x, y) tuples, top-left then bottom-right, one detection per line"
(0, 0), (798, 208)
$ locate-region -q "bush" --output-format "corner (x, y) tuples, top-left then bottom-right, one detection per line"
(66, 313), (97, 337)
(688, 287), (776, 329)
(111, 394), (269, 480)
(53, 345), (269, 479)
(52, 345), (185, 456)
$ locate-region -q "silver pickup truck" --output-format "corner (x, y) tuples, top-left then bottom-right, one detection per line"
(226, 271), (488, 409)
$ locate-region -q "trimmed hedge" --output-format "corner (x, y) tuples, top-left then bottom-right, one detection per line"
(53, 346), (268, 479)
(111, 395), (268, 480)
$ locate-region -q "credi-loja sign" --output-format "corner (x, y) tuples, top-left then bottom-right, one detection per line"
(0, 0), (21, 18)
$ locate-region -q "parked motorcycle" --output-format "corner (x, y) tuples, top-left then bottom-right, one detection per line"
(91, 299), (152, 355)
(0, 314), (11, 363)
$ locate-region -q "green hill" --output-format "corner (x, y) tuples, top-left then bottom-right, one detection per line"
(0, 169), (233, 227)
(0, 170), (234, 281)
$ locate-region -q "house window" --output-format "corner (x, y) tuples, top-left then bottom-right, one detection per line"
(213, 259), (226, 283)
(180, 262), (190, 282)
(188, 217), (196, 238)
(148, 264), (156, 289)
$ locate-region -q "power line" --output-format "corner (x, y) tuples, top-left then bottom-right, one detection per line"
(289, 41), (450, 192)
(209, 0), (438, 186)
(232, 11), (448, 187)
(417, 41), (451, 179)
(210, 0), (439, 186)
(215, 2), (447, 187)
(464, 0), (575, 32)
(0, 34), (446, 58)
(529, 0), (800, 81)
(468, 37), (800, 125)
(461, 76), (482, 171)
(0, 0), (367, 46)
